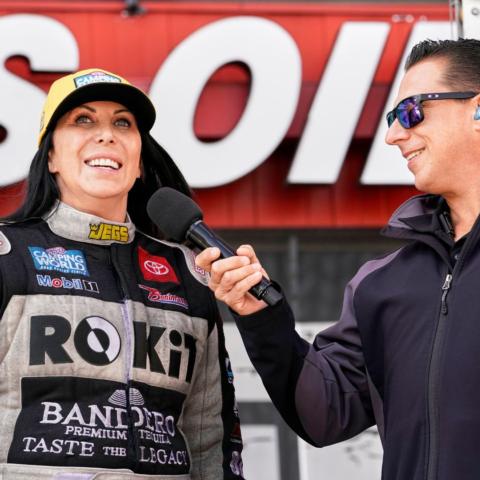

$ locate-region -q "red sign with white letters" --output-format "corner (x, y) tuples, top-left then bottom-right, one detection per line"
(0, 2), (447, 227)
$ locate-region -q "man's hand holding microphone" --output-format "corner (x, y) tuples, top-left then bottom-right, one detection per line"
(195, 244), (269, 316)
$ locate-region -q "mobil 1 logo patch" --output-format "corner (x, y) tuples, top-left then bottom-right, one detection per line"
(36, 274), (99, 293)
(30, 316), (120, 366)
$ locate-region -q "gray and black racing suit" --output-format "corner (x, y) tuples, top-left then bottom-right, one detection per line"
(0, 201), (244, 480)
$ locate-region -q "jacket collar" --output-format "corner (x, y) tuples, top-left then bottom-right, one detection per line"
(382, 194), (455, 246)
(386, 194), (440, 230)
(44, 201), (135, 245)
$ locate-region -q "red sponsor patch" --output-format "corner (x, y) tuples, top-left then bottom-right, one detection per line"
(138, 247), (179, 284)
(138, 284), (188, 309)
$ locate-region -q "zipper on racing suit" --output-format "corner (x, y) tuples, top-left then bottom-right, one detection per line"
(110, 244), (139, 469)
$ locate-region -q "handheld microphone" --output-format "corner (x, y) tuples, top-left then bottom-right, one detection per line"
(146, 187), (283, 307)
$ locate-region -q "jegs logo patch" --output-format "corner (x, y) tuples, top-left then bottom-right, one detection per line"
(89, 223), (129, 243)
(28, 246), (89, 276)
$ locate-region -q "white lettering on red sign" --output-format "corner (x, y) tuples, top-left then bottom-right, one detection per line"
(287, 21), (390, 184)
(361, 21), (452, 185)
(0, 14), (451, 188)
(0, 14), (78, 186)
(150, 16), (302, 188)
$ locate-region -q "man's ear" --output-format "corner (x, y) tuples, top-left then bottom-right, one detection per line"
(474, 106), (480, 121)
(472, 94), (480, 131)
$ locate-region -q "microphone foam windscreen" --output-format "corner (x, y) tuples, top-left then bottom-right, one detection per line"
(146, 187), (203, 242)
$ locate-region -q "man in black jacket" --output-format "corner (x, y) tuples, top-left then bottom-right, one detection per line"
(195, 38), (480, 480)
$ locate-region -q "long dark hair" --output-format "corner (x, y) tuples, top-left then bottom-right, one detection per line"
(2, 130), (191, 238)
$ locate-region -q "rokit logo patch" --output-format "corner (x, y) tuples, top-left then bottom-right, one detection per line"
(30, 316), (120, 367)
(89, 223), (129, 243)
(36, 274), (99, 293)
(8, 377), (190, 475)
(138, 246), (179, 284)
(29, 316), (197, 383)
(29, 246), (89, 276)
(139, 284), (188, 310)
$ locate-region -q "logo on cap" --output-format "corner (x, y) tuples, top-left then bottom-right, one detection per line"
(74, 71), (122, 88)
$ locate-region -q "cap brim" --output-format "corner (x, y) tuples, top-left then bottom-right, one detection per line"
(48, 82), (156, 134)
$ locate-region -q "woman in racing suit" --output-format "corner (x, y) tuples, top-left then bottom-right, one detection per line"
(0, 68), (244, 480)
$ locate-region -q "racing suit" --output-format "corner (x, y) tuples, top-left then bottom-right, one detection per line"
(233, 193), (480, 480)
(0, 201), (244, 480)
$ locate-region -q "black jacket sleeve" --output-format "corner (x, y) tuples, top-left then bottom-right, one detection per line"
(233, 277), (376, 447)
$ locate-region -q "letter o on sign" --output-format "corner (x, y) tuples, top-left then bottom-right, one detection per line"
(74, 316), (121, 365)
(150, 16), (301, 188)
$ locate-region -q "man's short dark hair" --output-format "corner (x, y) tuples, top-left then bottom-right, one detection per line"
(405, 38), (480, 91)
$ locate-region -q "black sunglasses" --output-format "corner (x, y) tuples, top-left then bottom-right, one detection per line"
(386, 91), (478, 129)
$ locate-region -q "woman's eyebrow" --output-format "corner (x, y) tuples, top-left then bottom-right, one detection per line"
(75, 105), (131, 115)
(114, 108), (132, 114)
(77, 104), (96, 112)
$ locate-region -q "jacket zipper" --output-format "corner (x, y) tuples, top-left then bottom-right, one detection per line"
(426, 272), (452, 480)
(384, 197), (480, 480)
(440, 274), (452, 315)
(111, 245), (138, 469)
(425, 213), (480, 480)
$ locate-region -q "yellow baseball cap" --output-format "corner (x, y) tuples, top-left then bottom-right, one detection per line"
(38, 68), (156, 145)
